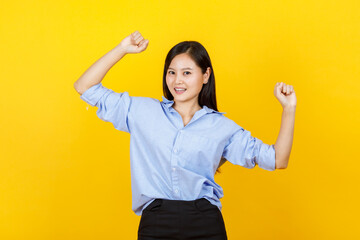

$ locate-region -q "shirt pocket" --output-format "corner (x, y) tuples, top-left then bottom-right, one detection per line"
(179, 131), (223, 177)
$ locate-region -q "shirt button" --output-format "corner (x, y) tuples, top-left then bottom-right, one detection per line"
(174, 148), (178, 153)
(174, 189), (178, 193)
(172, 167), (176, 172)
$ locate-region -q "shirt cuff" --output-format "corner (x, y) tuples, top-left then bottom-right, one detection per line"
(258, 144), (276, 171)
(80, 82), (108, 107)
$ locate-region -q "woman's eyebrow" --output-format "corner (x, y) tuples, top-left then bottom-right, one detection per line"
(168, 67), (193, 70)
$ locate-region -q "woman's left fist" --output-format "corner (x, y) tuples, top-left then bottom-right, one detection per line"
(274, 82), (297, 109)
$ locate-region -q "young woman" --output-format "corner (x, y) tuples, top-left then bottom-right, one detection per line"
(74, 30), (296, 240)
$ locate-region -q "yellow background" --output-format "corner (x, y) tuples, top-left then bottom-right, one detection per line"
(1, 0), (359, 239)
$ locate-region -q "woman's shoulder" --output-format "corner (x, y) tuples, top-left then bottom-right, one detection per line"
(215, 114), (244, 132)
(128, 95), (162, 112)
(130, 95), (160, 104)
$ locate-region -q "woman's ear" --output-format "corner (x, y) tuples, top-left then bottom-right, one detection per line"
(203, 67), (211, 84)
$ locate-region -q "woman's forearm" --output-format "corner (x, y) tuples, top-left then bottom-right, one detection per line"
(74, 44), (127, 95)
(274, 105), (296, 169)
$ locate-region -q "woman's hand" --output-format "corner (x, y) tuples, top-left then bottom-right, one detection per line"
(119, 30), (149, 54)
(274, 82), (297, 109)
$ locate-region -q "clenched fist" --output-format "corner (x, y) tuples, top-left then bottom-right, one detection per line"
(119, 30), (149, 54)
(274, 82), (297, 109)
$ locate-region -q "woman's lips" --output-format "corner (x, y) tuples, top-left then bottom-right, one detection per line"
(174, 88), (186, 94)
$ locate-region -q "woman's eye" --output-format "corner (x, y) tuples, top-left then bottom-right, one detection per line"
(168, 71), (190, 75)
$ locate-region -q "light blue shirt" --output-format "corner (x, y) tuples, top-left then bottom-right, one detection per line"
(79, 82), (276, 216)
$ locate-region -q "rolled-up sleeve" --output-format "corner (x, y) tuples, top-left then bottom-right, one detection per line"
(222, 127), (275, 171)
(80, 82), (132, 133)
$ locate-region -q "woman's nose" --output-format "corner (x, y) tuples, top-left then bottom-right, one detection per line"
(175, 75), (183, 84)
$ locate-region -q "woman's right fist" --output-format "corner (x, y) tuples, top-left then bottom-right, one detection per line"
(119, 31), (149, 54)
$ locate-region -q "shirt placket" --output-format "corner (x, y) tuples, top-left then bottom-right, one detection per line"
(166, 102), (209, 199)
(170, 129), (183, 199)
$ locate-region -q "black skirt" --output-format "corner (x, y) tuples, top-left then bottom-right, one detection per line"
(138, 198), (228, 240)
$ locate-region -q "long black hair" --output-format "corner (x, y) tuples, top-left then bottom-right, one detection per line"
(162, 41), (219, 112)
(162, 41), (226, 174)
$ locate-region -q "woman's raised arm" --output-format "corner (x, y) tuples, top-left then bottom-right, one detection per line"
(73, 30), (149, 95)
(273, 82), (297, 169)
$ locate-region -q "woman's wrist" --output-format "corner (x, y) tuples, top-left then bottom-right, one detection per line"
(283, 104), (296, 112)
(113, 44), (127, 58)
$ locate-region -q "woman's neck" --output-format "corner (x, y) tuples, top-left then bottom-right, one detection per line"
(172, 100), (202, 118)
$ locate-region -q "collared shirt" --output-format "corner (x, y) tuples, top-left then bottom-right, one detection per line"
(79, 82), (276, 216)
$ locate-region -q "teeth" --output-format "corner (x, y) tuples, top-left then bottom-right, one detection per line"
(175, 88), (186, 90)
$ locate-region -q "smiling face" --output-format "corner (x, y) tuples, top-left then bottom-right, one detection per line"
(166, 53), (211, 108)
